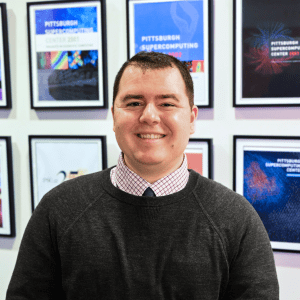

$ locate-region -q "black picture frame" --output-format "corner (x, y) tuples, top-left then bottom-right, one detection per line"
(29, 135), (107, 211)
(27, 0), (108, 109)
(126, 0), (214, 108)
(0, 137), (15, 237)
(186, 138), (213, 179)
(234, 135), (300, 252)
(234, 0), (300, 107)
(0, 3), (12, 109)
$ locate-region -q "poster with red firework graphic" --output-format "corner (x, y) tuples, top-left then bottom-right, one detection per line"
(234, 0), (300, 106)
(234, 135), (300, 252)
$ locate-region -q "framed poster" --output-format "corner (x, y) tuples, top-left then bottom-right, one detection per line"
(0, 137), (15, 237)
(127, 0), (213, 108)
(0, 3), (12, 109)
(27, 0), (108, 109)
(185, 138), (212, 178)
(234, 135), (300, 252)
(29, 135), (107, 211)
(234, 0), (300, 107)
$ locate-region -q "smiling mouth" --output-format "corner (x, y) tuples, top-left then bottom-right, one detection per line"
(137, 134), (166, 139)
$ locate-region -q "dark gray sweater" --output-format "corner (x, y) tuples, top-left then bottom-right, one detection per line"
(7, 168), (279, 299)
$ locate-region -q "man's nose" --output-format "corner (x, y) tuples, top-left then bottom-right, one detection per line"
(139, 103), (160, 125)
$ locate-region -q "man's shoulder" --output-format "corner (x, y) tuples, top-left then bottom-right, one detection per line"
(49, 168), (108, 194)
(37, 168), (112, 213)
(193, 172), (245, 203)
(192, 173), (268, 260)
(25, 168), (113, 247)
(192, 172), (258, 227)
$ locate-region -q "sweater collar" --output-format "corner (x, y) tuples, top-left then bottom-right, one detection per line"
(103, 166), (199, 207)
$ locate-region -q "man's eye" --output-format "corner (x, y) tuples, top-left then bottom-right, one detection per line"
(127, 102), (140, 106)
(162, 103), (175, 107)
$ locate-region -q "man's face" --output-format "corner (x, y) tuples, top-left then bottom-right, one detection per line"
(111, 65), (198, 175)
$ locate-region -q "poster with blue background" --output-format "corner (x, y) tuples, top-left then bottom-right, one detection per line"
(129, 0), (209, 106)
(244, 150), (300, 244)
(35, 7), (98, 35)
(28, 1), (104, 107)
(133, 1), (203, 61)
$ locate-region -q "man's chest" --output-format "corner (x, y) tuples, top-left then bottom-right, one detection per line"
(58, 209), (228, 299)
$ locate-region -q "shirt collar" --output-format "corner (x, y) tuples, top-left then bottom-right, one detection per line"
(113, 152), (189, 196)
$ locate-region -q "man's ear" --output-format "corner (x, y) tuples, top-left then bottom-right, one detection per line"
(111, 105), (115, 132)
(111, 105), (114, 117)
(190, 105), (198, 134)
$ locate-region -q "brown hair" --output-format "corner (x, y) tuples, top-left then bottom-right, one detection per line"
(112, 51), (194, 110)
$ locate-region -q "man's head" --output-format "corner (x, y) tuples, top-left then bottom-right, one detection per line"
(111, 51), (198, 181)
(113, 51), (194, 111)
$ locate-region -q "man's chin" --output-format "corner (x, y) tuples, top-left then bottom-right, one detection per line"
(135, 157), (163, 166)
(123, 153), (162, 166)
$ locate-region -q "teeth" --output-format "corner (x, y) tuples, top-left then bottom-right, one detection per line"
(138, 134), (165, 139)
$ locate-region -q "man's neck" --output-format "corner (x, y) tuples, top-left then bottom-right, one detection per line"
(122, 153), (184, 184)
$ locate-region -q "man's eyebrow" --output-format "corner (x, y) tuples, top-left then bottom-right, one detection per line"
(121, 94), (144, 102)
(156, 94), (179, 102)
(121, 94), (179, 102)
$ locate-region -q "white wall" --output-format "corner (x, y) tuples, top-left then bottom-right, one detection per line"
(0, 0), (300, 299)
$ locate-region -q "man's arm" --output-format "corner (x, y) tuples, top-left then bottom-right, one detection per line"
(6, 202), (64, 300)
(222, 204), (279, 299)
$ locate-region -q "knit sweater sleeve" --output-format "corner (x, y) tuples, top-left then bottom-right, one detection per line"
(221, 201), (279, 299)
(194, 176), (279, 299)
(6, 170), (105, 300)
(6, 193), (64, 300)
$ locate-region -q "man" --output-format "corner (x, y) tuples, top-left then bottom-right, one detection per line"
(7, 51), (279, 299)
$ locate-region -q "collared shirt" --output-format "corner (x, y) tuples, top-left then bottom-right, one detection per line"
(110, 153), (189, 197)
